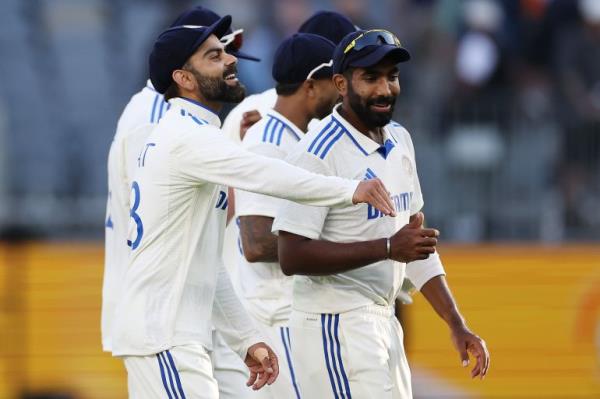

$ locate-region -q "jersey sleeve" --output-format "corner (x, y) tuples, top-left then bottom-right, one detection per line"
(404, 250), (446, 290)
(212, 263), (262, 359)
(271, 150), (333, 240)
(235, 138), (289, 218)
(172, 125), (359, 208)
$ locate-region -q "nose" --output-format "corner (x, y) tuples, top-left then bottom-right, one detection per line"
(374, 77), (392, 97)
(224, 52), (238, 66)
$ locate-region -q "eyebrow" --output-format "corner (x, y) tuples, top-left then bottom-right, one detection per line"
(362, 66), (399, 75)
(203, 47), (223, 58)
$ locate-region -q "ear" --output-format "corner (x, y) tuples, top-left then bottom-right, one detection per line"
(304, 79), (316, 98)
(172, 69), (195, 92)
(333, 74), (347, 97)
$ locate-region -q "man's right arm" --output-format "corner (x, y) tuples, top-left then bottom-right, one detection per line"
(277, 212), (438, 276)
(175, 126), (395, 214)
(239, 215), (278, 263)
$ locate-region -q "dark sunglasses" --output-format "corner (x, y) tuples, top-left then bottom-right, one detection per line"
(221, 29), (244, 52)
(343, 29), (402, 54)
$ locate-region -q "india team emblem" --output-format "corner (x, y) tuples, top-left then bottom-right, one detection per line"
(402, 156), (413, 176)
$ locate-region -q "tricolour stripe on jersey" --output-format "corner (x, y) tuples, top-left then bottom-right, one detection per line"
(269, 121), (280, 143)
(274, 122), (285, 145)
(188, 114), (208, 126)
(365, 168), (377, 180)
(311, 125), (340, 158)
(280, 327), (302, 399)
(320, 128), (346, 159)
(157, 353), (174, 399)
(150, 94), (160, 123)
(160, 352), (180, 398)
(308, 120), (335, 153)
(166, 350), (187, 399)
(268, 114), (301, 144)
(262, 116), (275, 143)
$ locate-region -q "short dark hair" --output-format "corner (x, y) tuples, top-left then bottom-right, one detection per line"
(342, 67), (355, 81)
(275, 81), (304, 96)
(163, 82), (180, 101)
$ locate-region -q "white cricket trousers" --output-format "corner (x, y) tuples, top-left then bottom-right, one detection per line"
(289, 304), (412, 399)
(210, 330), (252, 399)
(124, 343), (220, 399)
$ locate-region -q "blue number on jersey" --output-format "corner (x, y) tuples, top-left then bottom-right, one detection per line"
(137, 143), (156, 167)
(215, 190), (228, 210)
(127, 181), (144, 250)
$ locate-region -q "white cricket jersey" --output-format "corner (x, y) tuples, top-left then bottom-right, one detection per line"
(102, 81), (169, 351)
(272, 104), (444, 314)
(221, 88), (277, 143)
(111, 97), (362, 357)
(234, 109), (304, 325)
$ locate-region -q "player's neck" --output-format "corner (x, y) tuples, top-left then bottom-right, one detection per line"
(178, 90), (222, 114)
(339, 103), (384, 144)
(273, 96), (310, 133)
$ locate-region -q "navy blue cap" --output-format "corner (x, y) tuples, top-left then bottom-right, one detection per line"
(333, 30), (410, 74)
(149, 16), (232, 94)
(298, 11), (357, 45)
(170, 6), (259, 62)
(272, 33), (335, 84)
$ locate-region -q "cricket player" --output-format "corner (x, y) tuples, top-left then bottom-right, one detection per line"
(234, 33), (340, 398)
(221, 10), (357, 143)
(221, 8), (358, 302)
(110, 17), (396, 398)
(102, 6), (263, 398)
(272, 30), (490, 398)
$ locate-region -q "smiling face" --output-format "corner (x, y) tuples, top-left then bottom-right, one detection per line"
(172, 34), (246, 104)
(340, 57), (400, 129)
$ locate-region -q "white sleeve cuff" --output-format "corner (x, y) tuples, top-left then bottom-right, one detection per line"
(405, 251), (446, 291)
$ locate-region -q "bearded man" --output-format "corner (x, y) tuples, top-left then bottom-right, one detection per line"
(272, 29), (490, 398)
(110, 18), (397, 399)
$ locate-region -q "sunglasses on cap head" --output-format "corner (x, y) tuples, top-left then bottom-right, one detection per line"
(343, 29), (402, 54)
(161, 25), (242, 49)
(306, 59), (333, 80)
(221, 28), (244, 52)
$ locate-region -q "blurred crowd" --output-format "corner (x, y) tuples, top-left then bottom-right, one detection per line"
(0, 0), (598, 241)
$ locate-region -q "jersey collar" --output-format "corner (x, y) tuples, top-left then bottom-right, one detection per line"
(332, 104), (396, 157)
(169, 97), (222, 128)
(265, 108), (304, 141)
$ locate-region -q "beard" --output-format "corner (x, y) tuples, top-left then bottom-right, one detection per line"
(347, 82), (396, 128)
(314, 96), (338, 120)
(188, 64), (246, 104)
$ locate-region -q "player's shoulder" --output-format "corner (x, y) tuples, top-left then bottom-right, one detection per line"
(300, 114), (350, 161)
(160, 106), (220, 142)
(387, 120), (414, 147)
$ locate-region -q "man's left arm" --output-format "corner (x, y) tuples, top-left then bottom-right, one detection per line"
(419, 275), (490, 379)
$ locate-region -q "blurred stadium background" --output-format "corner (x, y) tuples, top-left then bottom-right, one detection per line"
(0, 0), (598, 398)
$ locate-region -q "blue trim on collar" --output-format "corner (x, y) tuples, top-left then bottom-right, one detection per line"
(267, 114), (301, 141)
(179, 97), (219, 118)
(376, 139), (395, 159)
(146, 84), (159, 94)
(331, 116), (371, 156)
